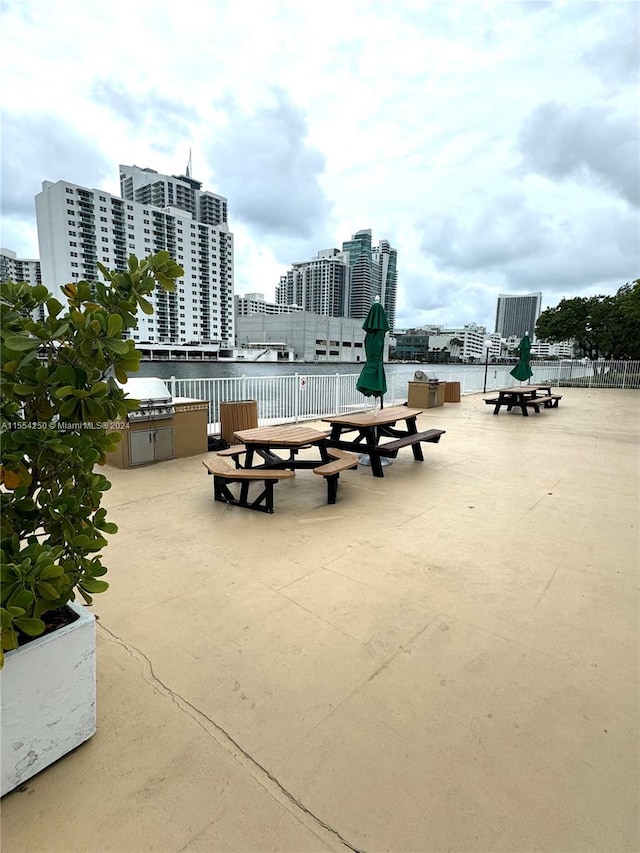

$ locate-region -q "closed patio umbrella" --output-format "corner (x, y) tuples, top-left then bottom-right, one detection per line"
(510, 333), (533, 382)
(357, 296), (389, 408)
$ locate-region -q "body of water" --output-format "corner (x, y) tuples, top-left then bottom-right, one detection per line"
(136, 360), (448, 381)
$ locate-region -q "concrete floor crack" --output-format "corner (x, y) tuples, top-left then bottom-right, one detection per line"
(98, 623), (366, 853)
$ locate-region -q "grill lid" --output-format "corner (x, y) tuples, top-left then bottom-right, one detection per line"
(119, 377), (172, 403)
(413, 370), (439, 382)
(118, 377), (174, 422)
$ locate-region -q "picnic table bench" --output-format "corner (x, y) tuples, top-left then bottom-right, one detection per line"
(524, 394), (562, 412)
(203, 457), (294, 513)
(376, 428), (445, 456)
(217, 443), (247, 468)
(313, 448), (358, 504)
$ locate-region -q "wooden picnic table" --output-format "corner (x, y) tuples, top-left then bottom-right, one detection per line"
(322, 406), (445, 478)
(230, 423), (358, 505)
(485, 385), (562, 416)
(233, 424), (331, 469)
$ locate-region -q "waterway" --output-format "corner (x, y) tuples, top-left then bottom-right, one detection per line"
(136, 360), (437, 381)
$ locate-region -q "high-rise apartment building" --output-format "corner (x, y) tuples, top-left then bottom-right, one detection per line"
(342, 229), (375, 320)
(277, 231), (398, 329)
(35, 165), (234, 347)
(494, 292), (542, 341)
(276, 249), (350, 317)
(0, 248), (42, 287)
(372, 239), (397, 330)
(1, 249), (44, 321)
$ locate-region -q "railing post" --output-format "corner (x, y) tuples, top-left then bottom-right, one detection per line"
(294, 373), (300, 423)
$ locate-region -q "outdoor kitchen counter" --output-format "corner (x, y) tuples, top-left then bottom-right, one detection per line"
(105, 398), (209, 468)
(173, 399), (209, 458)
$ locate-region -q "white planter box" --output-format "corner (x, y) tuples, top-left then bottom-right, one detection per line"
(1, 601), (96, 796)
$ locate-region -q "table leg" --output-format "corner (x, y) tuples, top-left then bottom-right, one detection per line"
(364, 428), (384, 477)
(406, 418), (424, 461)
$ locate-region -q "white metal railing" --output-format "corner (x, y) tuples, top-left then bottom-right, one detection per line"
(166, 360), (640, 431)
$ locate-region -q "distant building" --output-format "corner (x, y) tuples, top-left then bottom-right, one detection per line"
(494, 292), (542, 340)
(276, 249), (350, 317)
(342, 229), (397, 328)
(235, 292), (303, 317)
(373, 239), (398, 332)
(531, 340), (575, 358)
(394, 330), (430, 361)
(422, 323), (488, 363)
(236, 312), (372, 363)
(1, 248), (44, 321)
(0, 248), (42, 287)
(276, 229), (398, 329)
(35, 164), (235, 348)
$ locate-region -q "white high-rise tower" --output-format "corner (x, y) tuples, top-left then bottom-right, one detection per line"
(35, 165), (234, 347)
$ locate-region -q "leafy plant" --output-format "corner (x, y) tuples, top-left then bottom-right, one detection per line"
(536, 280), (640, 360)
(0, 252), (183, 665)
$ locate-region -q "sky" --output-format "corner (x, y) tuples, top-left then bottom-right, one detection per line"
(1, 0), (639, 331)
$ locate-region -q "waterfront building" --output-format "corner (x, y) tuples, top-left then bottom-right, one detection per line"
(236, 292), (303, 317)
(341, 229), (375, 320)
(394, 330), (430, 361)
(341, 230), (398, 328)
(236, 312), (373, 363)
(35, 164), (235, 348)
(531, 339), (575, 358)
(373, 239), (398, 331)
(276, 249), (350, 317)
(419, 323), (488, 363)
(495, 292), (542, 341)
(276, 230), (398, 329)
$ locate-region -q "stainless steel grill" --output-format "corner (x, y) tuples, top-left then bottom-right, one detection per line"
(122, 377), (175, 422)
(413, 370), (440, 389)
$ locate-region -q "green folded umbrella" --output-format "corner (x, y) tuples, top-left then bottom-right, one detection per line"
(510, 334), (533, 382)
(357, 298), (390, 406)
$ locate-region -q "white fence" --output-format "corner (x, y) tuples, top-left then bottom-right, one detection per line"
(166, 360), (640, 430)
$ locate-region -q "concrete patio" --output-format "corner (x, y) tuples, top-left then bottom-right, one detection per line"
(2, 388), (639, 853)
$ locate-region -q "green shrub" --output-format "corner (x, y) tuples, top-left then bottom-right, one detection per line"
(0, 252), (183, 664)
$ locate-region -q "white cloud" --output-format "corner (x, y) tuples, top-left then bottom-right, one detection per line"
(1, 0), (638, 332)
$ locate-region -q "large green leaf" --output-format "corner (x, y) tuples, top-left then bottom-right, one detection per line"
(14, 617), (46, 636)
(79, 578), (109, 593)
(4, 335), (40, 351)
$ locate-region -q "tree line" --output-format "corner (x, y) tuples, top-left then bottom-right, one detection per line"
(536, 280), (640, 360)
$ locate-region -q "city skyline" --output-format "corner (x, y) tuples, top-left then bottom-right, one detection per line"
(2, 1), (638, 333)
(276, 229), (398, 329)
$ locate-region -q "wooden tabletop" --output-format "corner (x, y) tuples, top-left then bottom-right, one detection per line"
(234, 424), (330, 446)
(322, 406), (423, 428)
(496, 385), (551, 394)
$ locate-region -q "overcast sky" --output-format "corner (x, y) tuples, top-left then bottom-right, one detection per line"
(2, 0), (638, 330)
